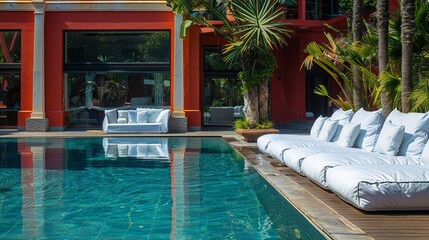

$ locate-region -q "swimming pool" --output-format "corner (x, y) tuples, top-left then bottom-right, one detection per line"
(0, 137), (326, 239)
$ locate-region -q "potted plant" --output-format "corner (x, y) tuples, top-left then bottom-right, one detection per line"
(234, 118), (279, 142)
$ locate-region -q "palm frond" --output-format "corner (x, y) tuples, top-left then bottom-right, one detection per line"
(410, 78), (429, 112)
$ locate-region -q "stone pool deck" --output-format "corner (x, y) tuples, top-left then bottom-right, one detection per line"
(2, 128), (429, 239)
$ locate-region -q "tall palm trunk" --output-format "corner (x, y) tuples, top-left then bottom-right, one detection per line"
(243, 86), (259, 124)
(401, 0), (415, 112)
(377, 0), (391, 117)
(258, 78), (269, 120)
(352, 0), (364, 110)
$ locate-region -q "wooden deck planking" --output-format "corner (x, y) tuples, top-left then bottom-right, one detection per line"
(271, 156), (429, 239)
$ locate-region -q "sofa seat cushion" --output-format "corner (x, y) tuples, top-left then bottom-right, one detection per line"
(300, 152), (418, 189)
(326, 165), (429, 211)
(282, 145), (365, 174)
(105, 123), (162, 133)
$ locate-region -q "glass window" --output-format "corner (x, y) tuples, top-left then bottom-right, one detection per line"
(64, 31), (171, 128)
(65, 31), (170, 63)
(0, 31), (21, 64)
(0, 31), (21, 127)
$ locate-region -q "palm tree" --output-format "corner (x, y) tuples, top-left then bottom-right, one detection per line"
(400, 0), (415, 112)
(376, 0), (391, 117)
(352, 0), (364, 110)
(167, 0), (292, 124)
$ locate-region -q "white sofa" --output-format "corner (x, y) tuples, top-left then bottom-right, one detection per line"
(102, 108), (170, 133)
(102, 137), (169, 159)
(301, 109), (429, 189)
(257, 108), (429, 211)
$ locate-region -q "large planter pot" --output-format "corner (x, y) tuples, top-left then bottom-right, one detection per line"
(236, 128), (280, 142)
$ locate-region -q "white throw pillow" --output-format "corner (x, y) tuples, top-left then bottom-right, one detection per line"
(331, 108), (354, 123)
(117, 117), (128, 124)
(385, 108), (405, 126)
(420, 141), (429, 165)
(104, 109), (117, 124)
(374, 121), (405, 156)
(128, 110), (137, 124)
(318, 118), (339, 142)
(398, 112), (429, 159)
(351, 108), (384, 151)
(335, 122), (361, 147)
(117, 110), (128, 122)
(137, 110), (148, 123)
(310, 116), (327, 137)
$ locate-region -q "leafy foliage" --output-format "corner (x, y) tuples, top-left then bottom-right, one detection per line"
(303, 0), (429, 113)
(233, 117), (274, 129)
(167, 0), (293, 124)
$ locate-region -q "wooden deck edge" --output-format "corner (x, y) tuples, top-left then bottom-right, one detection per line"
(229, 141), (373, 240)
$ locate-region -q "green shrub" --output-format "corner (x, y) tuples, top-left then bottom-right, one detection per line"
(233, 118), (250, 130)
(234, 118), (274, 130)
(256, 119), (274, 129)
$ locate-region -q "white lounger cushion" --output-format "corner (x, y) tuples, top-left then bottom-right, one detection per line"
(257, 133), (314, 155)
(266, 138), (335, 162)
(301, 152), (417, 189)
(326, 165), (429, 211)
(282, 145), (365, 174)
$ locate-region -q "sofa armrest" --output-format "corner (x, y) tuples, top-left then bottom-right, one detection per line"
(157, 109), (171, 133)
(102, 116), (109, 133)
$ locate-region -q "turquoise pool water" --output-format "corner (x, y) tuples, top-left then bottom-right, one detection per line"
(0, 137), (325, 239)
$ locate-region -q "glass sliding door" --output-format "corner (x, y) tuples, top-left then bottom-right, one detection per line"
(64, 31), (171, 127)
(203, 46), (242, 125)
(0, 31), (21, 127)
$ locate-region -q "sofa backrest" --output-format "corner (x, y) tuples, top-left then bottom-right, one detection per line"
(210, 107), (234, 124)
(137, 108), (163, 123)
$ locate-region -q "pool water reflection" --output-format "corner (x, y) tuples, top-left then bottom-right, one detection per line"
(0, 137), (325, 239)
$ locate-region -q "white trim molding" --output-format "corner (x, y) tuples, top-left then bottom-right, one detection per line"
(0, 0), (170, 11)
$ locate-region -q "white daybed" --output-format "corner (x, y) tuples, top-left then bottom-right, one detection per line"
(260, 108), (383, 167)
(257, 108), (355, 156)
(102, 108), (170, 133)
(258, 107), (429, 211)
(326, 164), (429, 211)
(301, 109), (429, 189)
(279, 108), (384, 174)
